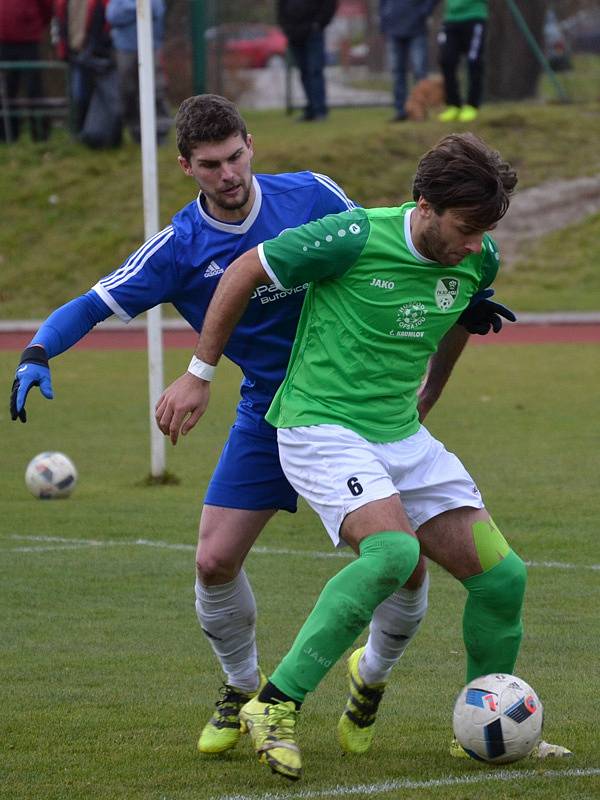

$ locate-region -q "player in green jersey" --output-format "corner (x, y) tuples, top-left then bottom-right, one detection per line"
(160, 133), (571, 778)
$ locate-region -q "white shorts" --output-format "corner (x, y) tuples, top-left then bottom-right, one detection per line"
(277, 424), (484, 547)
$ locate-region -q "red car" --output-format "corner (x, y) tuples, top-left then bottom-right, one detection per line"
(206, 24), (288, 69)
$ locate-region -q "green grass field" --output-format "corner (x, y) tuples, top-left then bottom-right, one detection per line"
(2, 343), (599, 800)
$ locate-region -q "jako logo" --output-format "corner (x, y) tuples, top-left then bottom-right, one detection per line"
(371, 278), (395, 289)
(303, 646), (333, 668)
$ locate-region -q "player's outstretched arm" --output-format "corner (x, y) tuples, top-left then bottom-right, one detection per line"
(155, 248), (270, 445)
(417, 325), (470, 422)
(9, 293), (112, 423)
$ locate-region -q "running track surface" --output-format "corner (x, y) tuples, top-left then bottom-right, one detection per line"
(1, 324), (599, 351)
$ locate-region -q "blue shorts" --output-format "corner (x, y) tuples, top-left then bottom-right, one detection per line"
(204, 424), (298, 513)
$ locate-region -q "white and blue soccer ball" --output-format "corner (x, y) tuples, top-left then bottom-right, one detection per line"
(453, 673), (543, 763)
(25, 451), (78, 499)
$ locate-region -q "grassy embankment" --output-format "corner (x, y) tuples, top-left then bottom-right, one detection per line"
(1, 91), (600, 318)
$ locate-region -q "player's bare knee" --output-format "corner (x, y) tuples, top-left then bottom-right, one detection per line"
(196, 551), (240, 585)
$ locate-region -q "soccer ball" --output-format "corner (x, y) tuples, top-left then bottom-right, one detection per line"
(25, 452), (78, 499)
(452, 673), (543, 763)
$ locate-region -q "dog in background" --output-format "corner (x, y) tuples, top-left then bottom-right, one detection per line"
(404, 74), (445, 121)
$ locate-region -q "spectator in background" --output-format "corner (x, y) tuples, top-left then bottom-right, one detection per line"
(55, 0), (122, 147)
(437, 0), (488, 122)
(0, 0), (54, 142)
(106, 0), (171, 144)
(380, 0), (440, 122)
(277, 0), (338, 122)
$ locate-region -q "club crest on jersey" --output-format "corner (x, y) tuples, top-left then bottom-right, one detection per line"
(435, 277), (460, 311)
(397, 302), (426, 329)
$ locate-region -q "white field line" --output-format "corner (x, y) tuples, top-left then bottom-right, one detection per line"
(3, 534), (600, 572)
(211, 768), (600, 800)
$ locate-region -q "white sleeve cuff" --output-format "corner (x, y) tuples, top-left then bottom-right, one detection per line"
(91, 283), (132, 322)
(257, 243), (286, 290)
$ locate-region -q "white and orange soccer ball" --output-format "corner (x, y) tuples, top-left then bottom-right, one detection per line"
(25, 451), (78, 499)
(453, 673), (543, 763)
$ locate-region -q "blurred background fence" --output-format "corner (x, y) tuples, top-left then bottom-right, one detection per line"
(159, 0), (600, 111)
(4, 0), (600, 135)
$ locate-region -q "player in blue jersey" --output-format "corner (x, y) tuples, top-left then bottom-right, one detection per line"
(11, 94), (422, 755)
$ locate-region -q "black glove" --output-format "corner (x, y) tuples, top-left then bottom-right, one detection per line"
(458, 288), (517, 335)
(10, 346), (53, 423)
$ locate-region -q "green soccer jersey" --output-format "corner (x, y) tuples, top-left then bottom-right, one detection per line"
(443, 0), (488, 23)
(262, 204), (499, 443)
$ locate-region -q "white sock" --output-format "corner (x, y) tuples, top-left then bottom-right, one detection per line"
(360, 572), (429, 685)
(194, 570), (259, 693)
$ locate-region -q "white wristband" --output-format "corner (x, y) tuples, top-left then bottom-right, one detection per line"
(187, 356), (216, 381)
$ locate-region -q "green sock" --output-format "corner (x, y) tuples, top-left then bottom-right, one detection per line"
(462, 549), (527, 682)
(270, 531), (419, 702)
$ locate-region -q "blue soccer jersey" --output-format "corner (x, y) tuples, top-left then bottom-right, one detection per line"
(70, 171), (354, 430)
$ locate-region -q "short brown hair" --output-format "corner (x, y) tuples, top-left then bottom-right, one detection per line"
(412, 133), (518, 229)
(175, 94), (248, 160)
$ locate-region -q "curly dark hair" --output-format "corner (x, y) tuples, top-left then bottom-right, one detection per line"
(175, 94), (248, 160)
(412, 133), (518, 229)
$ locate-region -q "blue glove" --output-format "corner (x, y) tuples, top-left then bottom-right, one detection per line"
(457, 288), (517, 335)
(10, 346), (54, 423)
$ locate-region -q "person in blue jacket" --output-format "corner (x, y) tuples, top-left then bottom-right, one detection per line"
(106, 0), (171, 143)
(380, 0), (440, 121)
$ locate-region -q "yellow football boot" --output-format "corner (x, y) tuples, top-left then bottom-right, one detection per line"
(198, 669), (266, 754)
(337, 647), (387, 754)
(239, 696), (302, 780)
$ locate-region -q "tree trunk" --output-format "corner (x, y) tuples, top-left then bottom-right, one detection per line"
(485, 0), (547, 101)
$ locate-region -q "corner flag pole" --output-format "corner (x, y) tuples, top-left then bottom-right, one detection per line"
(136, 0), (166, 477)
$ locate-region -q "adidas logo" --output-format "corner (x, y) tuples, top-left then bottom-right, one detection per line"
(204, 261), (224, 278)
